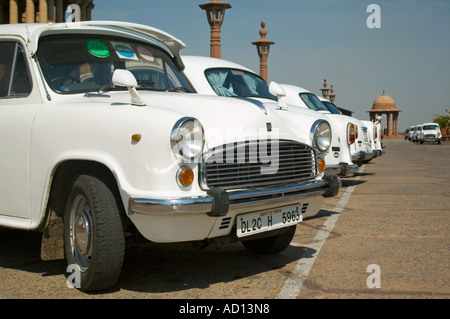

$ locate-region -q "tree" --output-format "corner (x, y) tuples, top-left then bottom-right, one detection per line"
(433, 115), (450, 127)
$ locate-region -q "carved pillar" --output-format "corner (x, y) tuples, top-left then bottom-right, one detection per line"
(199, 0), (232, 59)
(252, 21), (274, 82)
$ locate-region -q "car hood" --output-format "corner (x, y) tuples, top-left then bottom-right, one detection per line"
(250, 98), (328, 140)
(107, 91), (311, 150)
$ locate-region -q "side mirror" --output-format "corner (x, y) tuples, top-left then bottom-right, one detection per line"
(269, 81), (288, 110)
(112, 69), (146, 106)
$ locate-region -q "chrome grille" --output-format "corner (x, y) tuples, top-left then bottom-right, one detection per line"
(200, 140), (317, 190)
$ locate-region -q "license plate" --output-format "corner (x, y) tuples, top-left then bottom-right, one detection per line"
(237, 204), (303, 238)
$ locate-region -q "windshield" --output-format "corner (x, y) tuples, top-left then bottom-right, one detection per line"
(299, 93), (329, 111)
(423, 124), (439, 130)
(321, 101), (342, 114)
(204, 68), (277, 100)
(36, 34), (194, 94)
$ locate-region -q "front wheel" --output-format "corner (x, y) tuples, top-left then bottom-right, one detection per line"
(242, 225), (296, 254)
(64, 173), (125, 292)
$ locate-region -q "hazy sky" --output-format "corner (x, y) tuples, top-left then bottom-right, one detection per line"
(93, 0), (450, 131)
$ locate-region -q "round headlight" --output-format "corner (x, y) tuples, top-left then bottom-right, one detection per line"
(171, 117), (205, 161)
(311, 120), (332, 152)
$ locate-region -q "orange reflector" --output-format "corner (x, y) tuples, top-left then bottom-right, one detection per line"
(177, 167), (194, 187)
(318, 158), (326, 173)
(131, 134), (142, 142)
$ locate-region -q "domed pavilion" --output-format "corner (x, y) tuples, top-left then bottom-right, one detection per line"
(368, 90), (401, 137)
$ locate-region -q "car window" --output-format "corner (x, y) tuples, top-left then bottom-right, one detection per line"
(321, 100), (342, 114)
(204, 68), (277, 100)
(423, 124), (438, 130)
(36, 35), (194, 94)
(0, 41), (32, 98)
(299, 93), (329, 112)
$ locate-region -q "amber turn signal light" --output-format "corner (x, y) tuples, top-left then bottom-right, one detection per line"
(177, 167), (194, 187)
(318, 158), (326, 173)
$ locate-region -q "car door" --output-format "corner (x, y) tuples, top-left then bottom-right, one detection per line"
(0, 40), (39, 223)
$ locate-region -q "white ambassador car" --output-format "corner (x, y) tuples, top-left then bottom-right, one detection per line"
(318, 97), (374, 166)
(371, 117), (385, 156)
(0, 21), (339, 292)
(181, 55), (345, 177)
(362, 120), (384, 159)
(279, 84), (359, 177)
(419, 123), (442, 144)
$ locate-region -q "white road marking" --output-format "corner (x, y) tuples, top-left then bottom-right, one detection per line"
(276, 165), (365, 299)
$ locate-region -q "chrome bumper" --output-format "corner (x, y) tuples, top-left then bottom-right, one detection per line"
(129, 177), (340, 216)
(324, 165), (342, 176)
(352, 151), (366, 163)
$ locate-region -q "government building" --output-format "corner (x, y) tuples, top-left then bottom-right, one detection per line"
(0, 0), (94, 24)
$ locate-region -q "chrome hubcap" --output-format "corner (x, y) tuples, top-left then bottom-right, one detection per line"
(70, 194), (93, 271)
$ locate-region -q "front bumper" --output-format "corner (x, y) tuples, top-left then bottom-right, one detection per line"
(129, 176), (340, 216)
(352, 151), (366, 163)
(128, 176), (340, 243)
(364, 151), (375, 161)
(325, 162), (359, 177)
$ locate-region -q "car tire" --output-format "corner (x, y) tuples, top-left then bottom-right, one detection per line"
(64, 173), (125, 292)
(242, 225), (296, 254)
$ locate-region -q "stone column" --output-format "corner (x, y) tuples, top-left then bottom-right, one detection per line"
(9, 0), (19, 23)
(48, 0), (55, 22)
(386, 112), (391, 136)
(86, 0), (93, 20)
(26, 0), (36, 23)
(40, 0), (48, 22)
(55, 0), (63, 22)
(252, 21), (274, 82)
(393, 112), (399, 136)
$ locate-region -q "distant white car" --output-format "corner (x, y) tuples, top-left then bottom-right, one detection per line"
(0, 21), (340, 292)
(412, 125), (423, 143)
(372, 118), (385, 156)
(181, 55), (346, 178)
(419, 123), (441, 144)
(408, 125), (416, 141)
(362, 120), (376, 159)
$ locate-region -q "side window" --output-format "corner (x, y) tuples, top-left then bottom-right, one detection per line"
(0, 41), (32, 98)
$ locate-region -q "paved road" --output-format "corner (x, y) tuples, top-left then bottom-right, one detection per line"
(0, 138), (449, 300)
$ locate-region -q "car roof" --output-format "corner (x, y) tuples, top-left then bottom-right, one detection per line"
(0, 21), (186, 68)
(181, 55), (257, 74)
